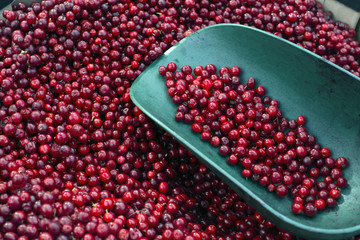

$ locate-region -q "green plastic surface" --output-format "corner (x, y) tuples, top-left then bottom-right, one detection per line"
(130, 24), (360, 240)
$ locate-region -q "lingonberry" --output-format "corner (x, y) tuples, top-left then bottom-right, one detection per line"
(291, 202), (303, 214)
(336, 177), (348, 188)
(296, 115), (306, 125)
(315, 199), (326, 211)
(326, 197), (337, 208)
(227, 154), (239, 165)
(303, 202), (318, 217)
(330, 188), (341, 199)
(276, 184), (288, 198)
(335, 157), (348, 169)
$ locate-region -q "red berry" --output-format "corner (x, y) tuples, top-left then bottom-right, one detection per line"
(303, 203), (318, 217)
(159, 182), (169, 193)
(291, 202), (303, 214)
(315, 199), (326, 211)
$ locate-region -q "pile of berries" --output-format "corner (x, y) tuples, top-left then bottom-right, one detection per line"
(161, 62), (348, 216)
(0, 0), (358, 239)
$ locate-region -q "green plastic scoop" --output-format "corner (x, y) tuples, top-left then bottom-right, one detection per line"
(130, 24), (360, 240)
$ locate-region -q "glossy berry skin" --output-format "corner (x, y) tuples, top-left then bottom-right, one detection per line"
(303, 203), (318, 217)
(291, 202), (303, 214)
(315, 199), (326, 211)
